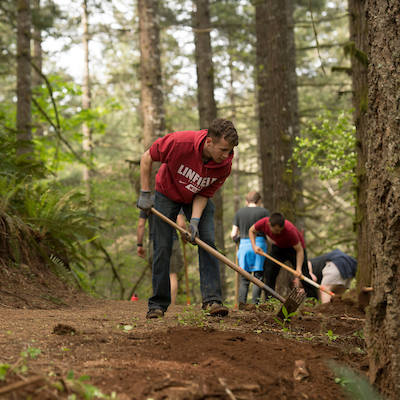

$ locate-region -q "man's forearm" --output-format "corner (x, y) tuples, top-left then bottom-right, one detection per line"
(296, 250), (304, 272)
(137, 219), (146, 244)
(137, 227), (145, 245)
(140, 150), (153, 191)
(231, 225), (239, 239)
(191, 195), (208, 219)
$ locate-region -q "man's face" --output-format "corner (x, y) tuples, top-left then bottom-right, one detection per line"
(204, 136), (234, 163)
(269, 223), (284, 235)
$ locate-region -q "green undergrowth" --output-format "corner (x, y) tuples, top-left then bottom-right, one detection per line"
(175, 304), (212, 328)
(0, 131), (99, 293)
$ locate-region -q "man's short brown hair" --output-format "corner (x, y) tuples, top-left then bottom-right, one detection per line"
(246, 191), (261, 204)
(207, 118), (239, 146)
(269, 212), (285, 227)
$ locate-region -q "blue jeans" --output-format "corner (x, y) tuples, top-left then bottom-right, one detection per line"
(148, 191), (223, 311)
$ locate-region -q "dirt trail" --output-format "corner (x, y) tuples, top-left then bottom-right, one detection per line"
(0, 290), (368, 400)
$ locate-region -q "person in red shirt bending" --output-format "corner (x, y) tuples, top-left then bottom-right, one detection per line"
(249, 212), (318, 299)
(137, 118), (239, 319)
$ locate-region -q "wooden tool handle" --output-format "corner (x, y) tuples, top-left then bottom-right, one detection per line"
(258, 250), (334, 297)
(182, 241), (190, 305)
(362, 286), (373, 293)
(234, 244), (240, 308)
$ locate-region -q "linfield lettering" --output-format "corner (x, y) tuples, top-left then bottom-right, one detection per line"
(177, 164), (217, 187)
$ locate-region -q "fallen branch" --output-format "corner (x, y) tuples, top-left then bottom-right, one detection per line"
(0, 376), (44, 395)
(218, 378), (237, 400)
(340, 316), (365, 321)
(8, 357), (24, 374)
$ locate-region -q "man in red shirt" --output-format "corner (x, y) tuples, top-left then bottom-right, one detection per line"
(249, 212), (318, 298)
(137, 118), (239, 319)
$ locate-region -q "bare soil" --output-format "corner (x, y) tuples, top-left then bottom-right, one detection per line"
(0, 260), (369, 400)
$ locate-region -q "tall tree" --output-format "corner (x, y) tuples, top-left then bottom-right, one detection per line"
(17, 0), (32, 156)
(228, 52), (239, 214)
(82, 0), (93, 198)
(365, 1), (400, 398)
(286, 0), (303, 229)
(255, 1), (274, 211)
(264, 0), (295, 221)
(138, 0), (165, 185)
(32, 0), (43, 137)
(347, 0), (371, 289)
(193, 0), (227, 296)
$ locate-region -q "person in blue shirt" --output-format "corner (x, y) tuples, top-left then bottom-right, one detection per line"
(230, 191), (270, 307)
(307, 249), (357, 303)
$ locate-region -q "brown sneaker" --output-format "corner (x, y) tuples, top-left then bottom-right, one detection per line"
(203, 301), (229, 316)
(238, 301), (247, 310)
(146, 309), (164, 319)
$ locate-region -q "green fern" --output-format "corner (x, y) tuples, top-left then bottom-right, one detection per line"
(1, 181), (98, 289)
(0, 132), (99, 293)
(48, 255), (80, 289)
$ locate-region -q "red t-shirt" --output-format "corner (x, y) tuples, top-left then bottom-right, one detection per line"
(254, 217), (305, 249)
(149, 130), (233, 203)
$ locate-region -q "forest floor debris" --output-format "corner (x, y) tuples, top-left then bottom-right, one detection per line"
(0, 257), (372, 399)
(0, 281), (370, 399)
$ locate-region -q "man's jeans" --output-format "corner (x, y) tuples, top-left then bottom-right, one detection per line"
(239, 271), (264, 304)
(148, 191), (223, 311)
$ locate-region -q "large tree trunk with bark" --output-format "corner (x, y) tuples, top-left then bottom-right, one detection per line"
(138, 0), (165, 185)
(264, 0), (295, 222)
(273, 0), (302, 296)
(17, 0), (32, 156)
(32, 0), (43, 137)
(255, 1), (274, 211)
(365, 1), (400, 398)
(228, 46), (240, 214)
(193, 0), (227, 297)
(286, 0), (303, 230)
(81, 0), (93, 200)
(348, 0), (371, 290)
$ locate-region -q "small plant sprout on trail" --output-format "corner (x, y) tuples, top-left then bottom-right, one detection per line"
(273, 306), (298, 333)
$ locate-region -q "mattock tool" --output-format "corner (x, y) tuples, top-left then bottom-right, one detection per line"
(150, 207), (306, 319)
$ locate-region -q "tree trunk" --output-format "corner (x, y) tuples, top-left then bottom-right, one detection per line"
(365, 1), (400, 398)
(193, 0), (227, 297)
(274, 0), (302, 295)
(286, 0), (303, 230)
(228, 46), (239, 213)
(32, 0), (43, 137)
(138, 0), (165, 186)
(264, 0), (295, 222)
(255, 1), (274, 211)
(81, 0), (93, 200)
(348, 0), (371, 290)
(16, 0), (32, 156)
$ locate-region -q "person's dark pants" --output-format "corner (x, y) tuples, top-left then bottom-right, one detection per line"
(264, 245), (318, 298)
(239, 271), (264, 304)
(148, 191), (223, 312)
